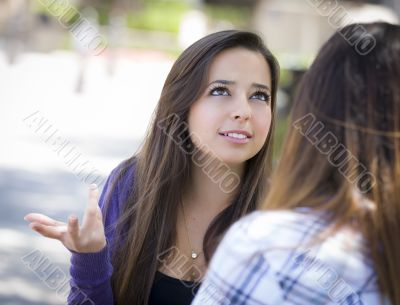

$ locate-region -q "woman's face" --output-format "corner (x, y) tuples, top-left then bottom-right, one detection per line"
(188, 47), (273, 166)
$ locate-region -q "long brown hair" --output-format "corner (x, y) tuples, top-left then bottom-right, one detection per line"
(263, 22), (400, 305)
(107, 30), (279, 304)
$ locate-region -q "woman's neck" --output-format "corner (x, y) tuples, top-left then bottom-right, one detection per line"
(183, 159), (244, 214)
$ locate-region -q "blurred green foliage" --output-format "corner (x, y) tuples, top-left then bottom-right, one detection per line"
(124, 2), (251, 33)
(32, 0), (251, 33)
(125, 2), (189, 33)
(203, 4), (251, 28)
(273, 114), (290, 161)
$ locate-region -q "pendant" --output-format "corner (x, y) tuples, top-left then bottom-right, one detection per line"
(191, 251), (198, 259)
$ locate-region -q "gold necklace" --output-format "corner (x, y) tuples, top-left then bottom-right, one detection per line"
(180, 200), (203, 262)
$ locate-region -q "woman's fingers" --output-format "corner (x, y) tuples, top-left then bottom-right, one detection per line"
(82, 184), (100, 226)
(25, 184), (105, 253)
(88, 184), (99, 210)
(24, 213), (65, 226)
(29, 222), (66, 239)
(67, 214), (79, 238)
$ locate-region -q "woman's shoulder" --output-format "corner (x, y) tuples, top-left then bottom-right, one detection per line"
(217, 209), (379, 300)
(224, 209), (327, 248)
(212, 209), (325, 279)
(111, 158), (136, 193)
(224, 209), (370, 264)
(108, 157), (136, 188)
(102, 158), (136, 203)
(97, 157), (137, 222)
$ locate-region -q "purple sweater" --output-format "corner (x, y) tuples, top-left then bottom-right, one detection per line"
(68, 162), (135, 305)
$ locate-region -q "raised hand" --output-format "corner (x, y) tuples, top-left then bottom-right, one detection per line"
(24, 184), (107, 253)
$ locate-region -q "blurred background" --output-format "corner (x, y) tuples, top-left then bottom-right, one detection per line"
(0, 0), (398, 304)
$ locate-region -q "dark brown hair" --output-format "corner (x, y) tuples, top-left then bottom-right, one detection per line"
(107, 30), (280, 304)
(263, 22), (400, 305)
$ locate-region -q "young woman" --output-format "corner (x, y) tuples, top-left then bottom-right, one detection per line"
(24, 30), (279, 305)
(193, 22), (400, 305)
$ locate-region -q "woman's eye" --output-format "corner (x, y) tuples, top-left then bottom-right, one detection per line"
(251, 91), (271, 103)
(210, 87), (229, 96)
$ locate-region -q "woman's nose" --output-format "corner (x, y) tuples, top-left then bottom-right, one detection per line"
(231, 95), (251, 121)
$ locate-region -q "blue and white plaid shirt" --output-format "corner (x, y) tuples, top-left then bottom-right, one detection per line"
(192, 210), (387, 305)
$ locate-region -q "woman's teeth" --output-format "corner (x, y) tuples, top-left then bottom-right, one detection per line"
(225, 133), (247, 139)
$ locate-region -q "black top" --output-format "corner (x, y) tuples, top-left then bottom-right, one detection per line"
(148, 271), (201, 305)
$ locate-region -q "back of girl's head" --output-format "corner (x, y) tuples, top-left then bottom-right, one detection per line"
(264, 22), (400, 304)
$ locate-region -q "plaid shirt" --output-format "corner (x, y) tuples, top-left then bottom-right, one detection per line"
(192, 210), (388, 305)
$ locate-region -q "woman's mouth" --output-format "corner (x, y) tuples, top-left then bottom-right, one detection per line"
(218, 130), (252, 144)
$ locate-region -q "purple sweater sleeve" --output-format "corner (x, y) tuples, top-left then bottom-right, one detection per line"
(67, 162), (134, 305)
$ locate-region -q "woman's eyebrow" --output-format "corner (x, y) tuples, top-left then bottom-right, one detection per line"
(208, 79), (235, 86)
(253, 83), (271, 92)
(208, 80), (271, 92)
